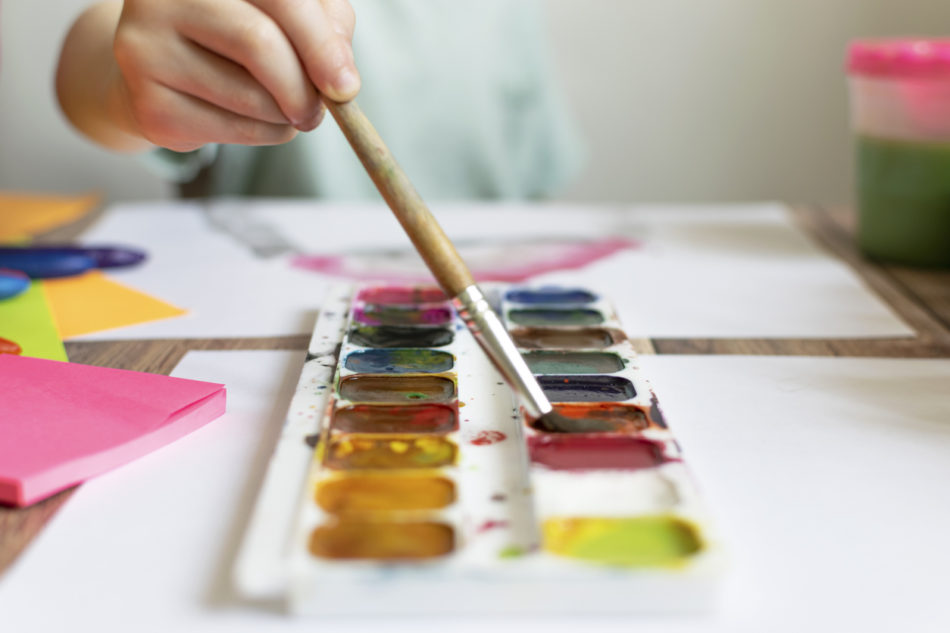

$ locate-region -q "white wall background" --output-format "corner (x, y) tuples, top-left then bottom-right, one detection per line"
(2, 1), (950, 204)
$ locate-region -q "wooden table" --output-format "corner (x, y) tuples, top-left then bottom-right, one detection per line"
(2, 205), (948, 575)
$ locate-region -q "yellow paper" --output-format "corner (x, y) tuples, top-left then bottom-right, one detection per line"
(0, 282), (68, 361)
(43, 271), (186, 338)
(0, 192), (99, 242)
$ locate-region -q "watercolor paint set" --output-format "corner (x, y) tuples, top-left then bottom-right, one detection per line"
(236, 283), (721, 614)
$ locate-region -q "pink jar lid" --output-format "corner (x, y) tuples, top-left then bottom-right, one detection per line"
(848, 39), (950, 79)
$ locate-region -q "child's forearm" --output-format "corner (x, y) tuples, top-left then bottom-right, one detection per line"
(56, 2), (152, 153)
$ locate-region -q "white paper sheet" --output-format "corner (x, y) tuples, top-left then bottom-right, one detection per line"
(75, 202), (328, 340)
(2, 351), (948, 632)
(75, 200), (912, 340)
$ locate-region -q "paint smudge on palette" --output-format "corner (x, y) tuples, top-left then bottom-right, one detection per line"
(0, 337), (22, 355)
(469, 430), (507, 445)
(477, 519), (510, 533)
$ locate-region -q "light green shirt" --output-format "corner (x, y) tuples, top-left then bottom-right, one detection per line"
(152, 0), (582, 200)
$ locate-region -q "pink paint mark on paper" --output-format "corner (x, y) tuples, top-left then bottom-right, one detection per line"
(467, 237), (638, 282)
(293, 255), (348, 276)
(290, 238), (639, 283)
(469, 430), (507, 446)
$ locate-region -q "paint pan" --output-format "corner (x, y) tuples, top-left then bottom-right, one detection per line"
(511, 327), (625, 350)
(505, 287), (598, 305)
(343, 349), (454, 374)
(531, 403), (652, 434)
(356, 285), (447, 305)
(316, 474), (456, 513)
(508, 308), (605, 327)
(325, 435), (458, 469)
(528, 435), (672, 470)
(538, 375), (636, 402)
(354, 305), (453, 326)
(348, 325), (454, 348)
(542, 516), (702, 567)
(522, 351), (624, 375)
(338, 375), (456, 403)
(331, 404), (458, 434)
(310, 520), (455, 560)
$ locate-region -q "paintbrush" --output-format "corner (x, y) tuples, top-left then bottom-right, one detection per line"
(326, 99), (552, 420)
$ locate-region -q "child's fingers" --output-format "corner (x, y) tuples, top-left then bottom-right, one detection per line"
(173, 0), (322, 127)
(247, 0), (360, 102)
(128, 82), (298, 152)
(319, 0), (356, 40)
(153, 38), (290, 125)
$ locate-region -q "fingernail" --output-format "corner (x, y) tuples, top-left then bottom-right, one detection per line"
(295, 108), (325, 132)
(334, 67), (361, 98)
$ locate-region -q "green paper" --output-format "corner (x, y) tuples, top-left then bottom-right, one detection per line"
(0, 281), (67, 361)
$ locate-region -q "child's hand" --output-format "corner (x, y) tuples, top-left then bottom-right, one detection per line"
(57, 0), (359, 152)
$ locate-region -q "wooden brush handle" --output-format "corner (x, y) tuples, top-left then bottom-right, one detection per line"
(326, 100), (475, 297)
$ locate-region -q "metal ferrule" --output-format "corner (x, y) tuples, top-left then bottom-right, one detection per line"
(452, 285), (552, 420)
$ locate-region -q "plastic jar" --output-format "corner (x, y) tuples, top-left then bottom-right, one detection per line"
(848, 39), (950, 268)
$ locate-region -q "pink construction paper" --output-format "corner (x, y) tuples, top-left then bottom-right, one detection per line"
(0, 355), (226, 507)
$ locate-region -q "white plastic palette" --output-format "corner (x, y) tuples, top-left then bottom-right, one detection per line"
(236, 283), (721, 614)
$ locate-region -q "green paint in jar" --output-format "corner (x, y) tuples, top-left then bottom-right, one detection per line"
(857, 135), (950, 267)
